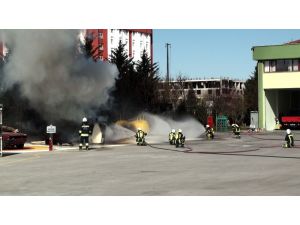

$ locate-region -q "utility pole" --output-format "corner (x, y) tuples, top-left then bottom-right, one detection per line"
(166, 43), (171, 83)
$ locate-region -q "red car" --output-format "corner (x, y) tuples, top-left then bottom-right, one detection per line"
(2, 126), (27, 149)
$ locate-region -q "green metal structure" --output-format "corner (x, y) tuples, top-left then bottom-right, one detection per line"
(216, 115), (228, 132)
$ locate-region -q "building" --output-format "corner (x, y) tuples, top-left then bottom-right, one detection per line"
(252, 40), (300, 130)
(159, 77), (245, 102)
(0, 42), (8, 61)
(85, 29), (153, 62)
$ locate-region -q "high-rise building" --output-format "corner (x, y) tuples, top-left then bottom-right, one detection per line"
(86, 29), (153, 62)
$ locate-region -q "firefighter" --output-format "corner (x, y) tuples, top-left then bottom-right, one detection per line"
(275, 117), (281, 130)
(205, 124), (214, 139)
(169, 129), (176, 145)
(135, 128), (147, 145)
(283, 129), (294, 148)
(175, 129), (185, 147)
(231, 124), (241, 138)
(79, 117), (91, 150)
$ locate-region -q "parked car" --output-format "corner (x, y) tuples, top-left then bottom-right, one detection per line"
(2, 126), (27, 149)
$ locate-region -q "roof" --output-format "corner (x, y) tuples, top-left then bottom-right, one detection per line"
(286, 39), (300, 45)
(252, 41), (300, 60)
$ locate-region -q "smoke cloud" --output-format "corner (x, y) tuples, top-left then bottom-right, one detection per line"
(144, 113), (205, 142)
(103, 112), (205, 144)
(0, 30), (117, 123)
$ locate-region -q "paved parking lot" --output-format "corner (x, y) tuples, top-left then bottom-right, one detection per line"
(1, 131), (300, 195)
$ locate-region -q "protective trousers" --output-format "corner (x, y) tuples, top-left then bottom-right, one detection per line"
(80, 136), (89, 149)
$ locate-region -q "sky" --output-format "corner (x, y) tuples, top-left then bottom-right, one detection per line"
(153, 29), (300, 81)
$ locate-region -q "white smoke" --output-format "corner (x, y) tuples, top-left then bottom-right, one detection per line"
(105, 124), (135, 143)
(0, 30), (117, 122)
(144, 113), (205, 142)
(102, 112), (205, 144)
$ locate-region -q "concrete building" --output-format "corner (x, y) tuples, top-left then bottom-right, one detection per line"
(252, 40), (300, 130)
(0, 42), (8, 61)
(85, 29), (153, 62)
(159, 77), (245, 102)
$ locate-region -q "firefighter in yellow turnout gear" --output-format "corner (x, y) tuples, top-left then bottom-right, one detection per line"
(231, 124), (241, 138)
(283, 129), (294, 148)
(135, 128), (147, 146)
(205, 124), (214, 139)
(175, 129), (185, 148)
(169, 129), (176, 145)
(79, 117), (92, 150)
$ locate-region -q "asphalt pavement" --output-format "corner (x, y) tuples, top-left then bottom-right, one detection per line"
(1, 131), (300, 195)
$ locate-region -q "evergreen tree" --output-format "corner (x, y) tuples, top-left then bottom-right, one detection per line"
(80, 35), (98, 60)
(243, 65), (258, 124)
(109, 41), (137, 119)
(135, 49), (159, 110)
(185, 87), (198, 115)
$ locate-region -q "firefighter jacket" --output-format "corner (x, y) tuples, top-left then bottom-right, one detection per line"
(79, 123), (91, 137)
(232, 125), (240, 133)
(136, 130), (146, 138)
(169, 132), (175, 140)
(175, 132), (184, 140)
(206, 127), (214, 134)
(285, 134), (294, 147)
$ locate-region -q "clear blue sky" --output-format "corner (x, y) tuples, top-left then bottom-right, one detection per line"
(153, 29), (300, 81)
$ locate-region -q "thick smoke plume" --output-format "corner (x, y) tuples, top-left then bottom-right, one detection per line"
(103, 112), (205, 144)
(0, 30), (117, 123)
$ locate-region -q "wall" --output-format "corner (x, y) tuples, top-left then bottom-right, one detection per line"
(263, 71), (300, 89)
(265, 90), (277, 130)
(253, 44), (300, 60)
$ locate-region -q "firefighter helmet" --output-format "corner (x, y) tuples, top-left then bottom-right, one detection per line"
(206, 124), (210, 128)
(82, 117), (87, 122)
(178, 129), (182, 133)
(171, 129), (175, 133)
(287, 129), (291, 134)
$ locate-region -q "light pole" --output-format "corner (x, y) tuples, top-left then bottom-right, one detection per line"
(166, 43), (171, 83)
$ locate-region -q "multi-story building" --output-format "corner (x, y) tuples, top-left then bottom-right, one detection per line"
(252, 40), (300, 130)
(85, 29), (153, 62)
(159, 77), (245, 102)
(0, 42), (8, 61)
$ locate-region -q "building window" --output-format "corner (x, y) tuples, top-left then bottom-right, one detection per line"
(133, 50), (135, 57)
(196, 90), (201, 95)
(140, 41), (143, 48)
(288, 60), (293, 71)
(293, 59), (299, 71)
(216, 89), (220, 96)
(111, 38), (113, 44)
(99, 45), (103, 51)
(99, 56), (103, 60)
(126, 38), (128, 44)
(208, 89), (212, 95)
(270, 60), (276, 72)
(133, 40), (135, 46)
(277, 59), (290, 72)
(99, 32), (103, 38)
